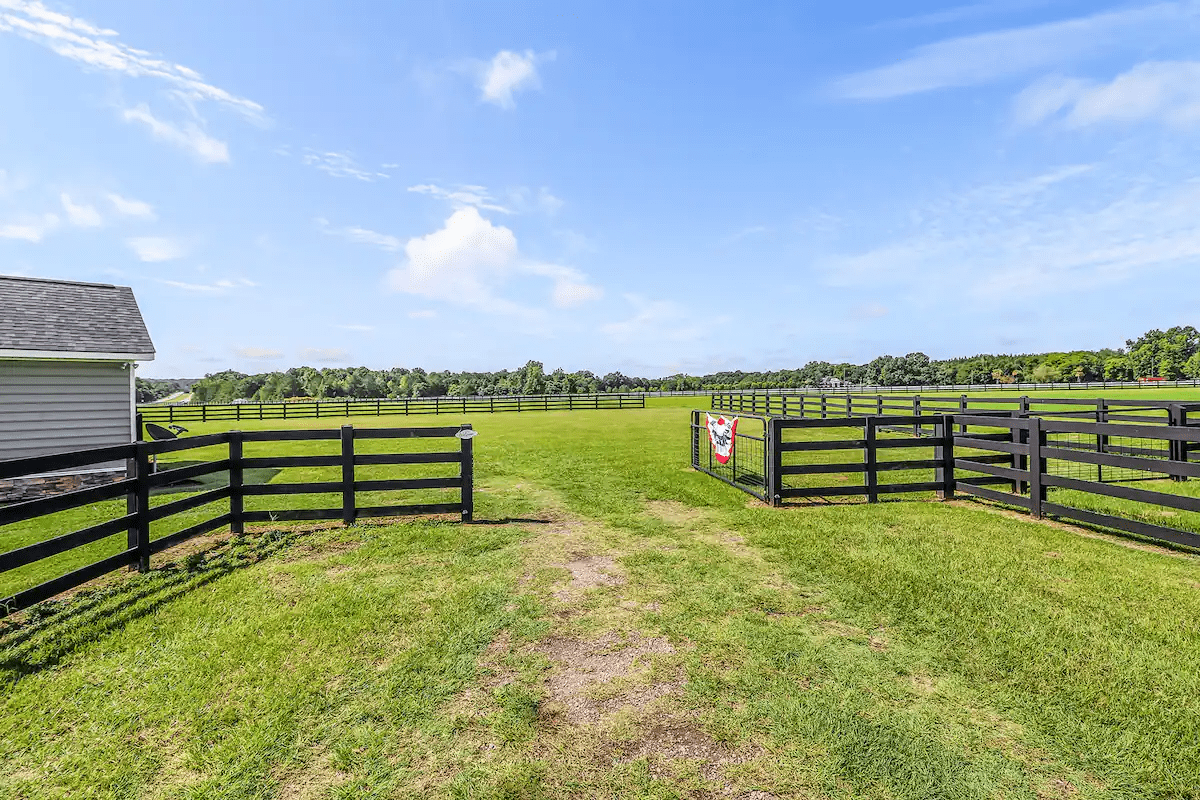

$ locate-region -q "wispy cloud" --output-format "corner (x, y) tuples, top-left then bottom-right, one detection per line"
(719, 225), (769, 245)
(601, 294), (705, 343)
(128, 236), (187, 262)
(315, 218), (402, 252)
(0, 0), (264, 120)
(300, 347), (351, 363)
(302, 150), (388, 181)
(408, 183), (512, 214)
(822, 165), (1200, 296)
(407, 310), (437, 319)
(108, 193), (155, 219)
(0, 212), (59, 242)
(1015, 61), (1200, 128)
(60, 193), (102, 227)
(158, 277), (255, 293)
(122, 104), (229, 163)
(832, 2), (1194, 99)
(872, 0), (1055, 30)
(234, 346), (283, 360)
(478, 49), (554, 109)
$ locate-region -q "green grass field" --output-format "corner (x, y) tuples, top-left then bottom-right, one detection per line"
(3, 395), (1200, 798)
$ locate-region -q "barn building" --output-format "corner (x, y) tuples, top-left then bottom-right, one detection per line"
(0, 275), (155, 498)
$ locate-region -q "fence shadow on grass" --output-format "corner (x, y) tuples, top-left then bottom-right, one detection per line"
(0, 530), (298, 686)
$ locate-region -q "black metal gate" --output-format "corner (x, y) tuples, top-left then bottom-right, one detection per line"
(690, 410), (768, 501)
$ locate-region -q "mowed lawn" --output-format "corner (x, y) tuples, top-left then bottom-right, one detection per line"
(2, 398), (1200, 799)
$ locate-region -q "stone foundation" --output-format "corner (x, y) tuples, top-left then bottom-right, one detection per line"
(0, 469), (127, 504)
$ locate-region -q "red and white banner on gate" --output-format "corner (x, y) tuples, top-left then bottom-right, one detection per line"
(705, 414), (738, 464)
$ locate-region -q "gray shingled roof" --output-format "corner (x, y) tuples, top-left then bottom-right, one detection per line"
(0, 275), (155, 358)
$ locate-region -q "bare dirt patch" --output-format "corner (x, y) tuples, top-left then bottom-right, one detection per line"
(538, 633), (678, 725)
(1038, 777), (1079, 799)
(273, 751), (347, 800)
(645, 499), (708, 527)
(553, 555), (625, 600)
(623, 723), (747, 780)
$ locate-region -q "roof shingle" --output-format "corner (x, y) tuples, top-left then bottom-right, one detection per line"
(0, 275), (156, 358)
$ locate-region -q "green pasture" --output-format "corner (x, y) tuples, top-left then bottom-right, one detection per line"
(3, 397), (1200, 798)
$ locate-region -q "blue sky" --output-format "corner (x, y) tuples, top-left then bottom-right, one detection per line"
(3, 0), (1200, 378)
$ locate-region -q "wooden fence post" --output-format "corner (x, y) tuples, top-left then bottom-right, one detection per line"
(820, 395), (827, 419)
(460, 424), (474, 522)
(1168, 405), (1187, 482)
(935, 414), (953, 499)
(1096, 399), (1107, 482)
(913, 395), (921, 437)
(229, 431), (244, 535)
(1028, 416), (1044, 519)
(959, 395), (968, 434)
(341, 425), (356, 526)
(864, 417), (878, 504)
(133, 441), (151, 572)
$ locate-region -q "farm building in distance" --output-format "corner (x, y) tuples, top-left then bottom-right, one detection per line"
(0, 275), (155, 498)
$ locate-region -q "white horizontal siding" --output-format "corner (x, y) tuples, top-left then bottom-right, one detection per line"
(0, 359), (133, 461)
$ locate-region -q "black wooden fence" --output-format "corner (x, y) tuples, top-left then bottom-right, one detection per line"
(139, 393), (645, 424)
(712, 390), (1198, 429)
(0, 424), (474, 617)
(692, 410), (1200, 550)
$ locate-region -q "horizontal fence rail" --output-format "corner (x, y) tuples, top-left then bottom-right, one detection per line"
(0, 424), (474, 618)
(139, 393), (645, 424)
(692, 408), (1200, 550)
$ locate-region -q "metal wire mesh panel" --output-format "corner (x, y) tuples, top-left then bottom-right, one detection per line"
(1043, 430), (1171, 483)
(690, 411), (767, 500)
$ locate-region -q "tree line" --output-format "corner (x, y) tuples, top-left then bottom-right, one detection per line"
(156, 326), (1200, 404)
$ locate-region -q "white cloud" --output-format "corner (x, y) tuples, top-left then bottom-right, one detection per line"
(60, 193), (102, 227)
(0, 212), (59, 242)
(1015, 61), (1200, 128)
(831, 3), (1194, 99)
(388, 206), (520, 308)
(235, 346), (283, 360)
(0, 0), (265, 121)
(122, 104), (229, 163)
(302, 150), (387, 181)
(407, 183), (512, 214)
(385, 206), (602, 313)
(479, 49), (553, 109)
(128, 236), (187, 262)
(524, 262), (604, 307)
(108, 193), (155, 219)
(300, 347), (351, 363)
